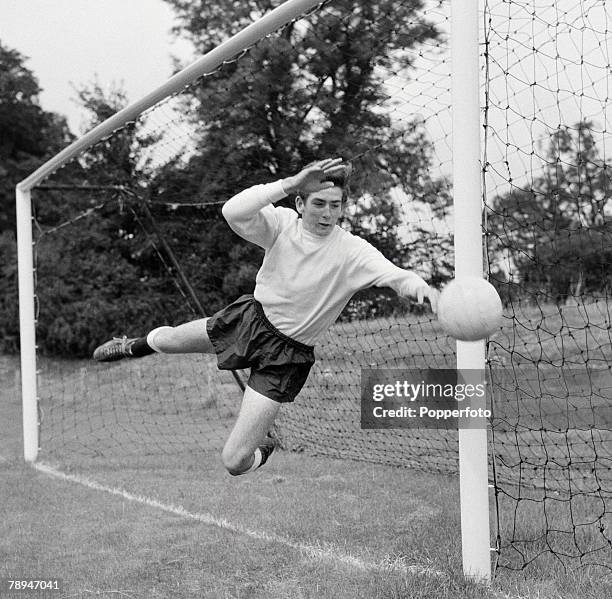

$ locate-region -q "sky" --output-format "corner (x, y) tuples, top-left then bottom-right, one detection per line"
(1, 0), (193, 134)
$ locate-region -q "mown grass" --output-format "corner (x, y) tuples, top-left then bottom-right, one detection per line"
(3, 362), (488, 598)
(2, 299), (611, 597)
(2, 400), (610, 598)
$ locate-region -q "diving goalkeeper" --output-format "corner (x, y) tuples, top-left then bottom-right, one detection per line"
(92, 158), (439, 475)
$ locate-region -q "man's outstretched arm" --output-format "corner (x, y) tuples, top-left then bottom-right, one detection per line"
(351, 241), (439, 313)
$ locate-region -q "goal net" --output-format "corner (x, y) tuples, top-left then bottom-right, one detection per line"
(483, 0), (612, 572)
(15, 0), (611, 574)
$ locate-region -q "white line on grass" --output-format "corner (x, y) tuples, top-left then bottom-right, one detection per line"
(34, 461), (445, 579)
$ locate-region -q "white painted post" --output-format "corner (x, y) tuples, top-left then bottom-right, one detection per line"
(451, 0), (491, 583)
(16, 185), (38, 462)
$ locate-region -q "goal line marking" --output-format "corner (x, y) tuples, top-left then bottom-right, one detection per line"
(34, 461), (445, 578)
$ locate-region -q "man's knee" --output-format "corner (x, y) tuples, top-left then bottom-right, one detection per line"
(147, 325), (175, 353)
(221, 445), (253, 476)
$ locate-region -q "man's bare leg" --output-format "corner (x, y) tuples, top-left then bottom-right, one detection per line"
(147, 318), (214, 354)
(93, 322), (281, 473)
(221, 386), (281, 475)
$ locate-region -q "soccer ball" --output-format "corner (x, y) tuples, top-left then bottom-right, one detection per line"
(437, 277), (503, 341)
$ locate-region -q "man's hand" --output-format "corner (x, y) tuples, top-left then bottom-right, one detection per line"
(282, 158), (346, 196)
(416, 284), (440, 314)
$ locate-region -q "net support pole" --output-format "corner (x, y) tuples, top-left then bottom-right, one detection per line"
(16, 185), (38, 462)
(451, 0), (491, 583)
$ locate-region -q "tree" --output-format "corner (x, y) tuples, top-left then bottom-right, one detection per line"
(0, 41), (73, 353)
(30, 81), (182, 357)
(488, 122), (612, 301)
(0, 41), (72, 233)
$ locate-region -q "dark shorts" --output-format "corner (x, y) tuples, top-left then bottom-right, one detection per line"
(205, 295), (315, 403)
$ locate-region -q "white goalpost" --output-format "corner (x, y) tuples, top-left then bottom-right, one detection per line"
(451, 0), (491, 583)
(16, 0), (492, 583)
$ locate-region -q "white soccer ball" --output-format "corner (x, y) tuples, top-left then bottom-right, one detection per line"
(437, 276), (503, 341)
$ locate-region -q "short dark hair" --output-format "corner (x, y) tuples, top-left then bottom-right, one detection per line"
(302, 160), (352, 204)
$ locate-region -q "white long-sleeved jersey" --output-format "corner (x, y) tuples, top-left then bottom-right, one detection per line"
(221, 180), (428, 346)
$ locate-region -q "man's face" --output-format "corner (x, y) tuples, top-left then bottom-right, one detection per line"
(295, 187), (344, 237)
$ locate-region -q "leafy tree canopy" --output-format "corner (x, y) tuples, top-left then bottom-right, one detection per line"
(488, 121), (611, 301)
(0, 41), (72, 232)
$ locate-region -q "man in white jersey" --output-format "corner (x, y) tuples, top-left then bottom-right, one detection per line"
(92, 158), (439, 475)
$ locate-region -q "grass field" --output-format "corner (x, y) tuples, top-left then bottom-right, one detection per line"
(2, 300), (611, 597)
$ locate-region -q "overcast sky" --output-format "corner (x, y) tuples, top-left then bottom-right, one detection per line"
(1, 0), (193, 134)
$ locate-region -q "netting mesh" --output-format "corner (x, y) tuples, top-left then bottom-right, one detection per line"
(25, 0), (611, 573)
(483, 0), (612, 571)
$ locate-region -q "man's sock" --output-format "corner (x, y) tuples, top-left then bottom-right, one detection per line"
(128, 337), (156, 357)
(128, 326), (173, 357)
